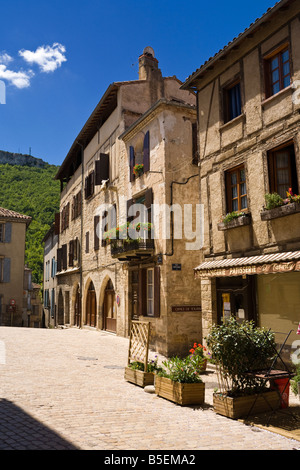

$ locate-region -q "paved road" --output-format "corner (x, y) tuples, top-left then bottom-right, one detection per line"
(0, 326), (299, 451)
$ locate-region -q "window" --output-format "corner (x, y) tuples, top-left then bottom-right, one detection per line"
(226, 165), (247, 212)
(268, 142), (298, 198)
(84, 171), (95, 199)
(264, 45), (290, 98)
(147, 268), (154, 316)
(223, 81), (242, 123)
(0, 224), (4, 242)
(129, 131), (150, 182)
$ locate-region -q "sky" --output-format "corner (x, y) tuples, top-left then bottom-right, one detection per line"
(0, 0), (278, 167)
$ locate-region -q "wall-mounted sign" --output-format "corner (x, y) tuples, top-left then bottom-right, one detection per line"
(172, 263), (181, 271)
(172, 305), (201, 313)
(195, 261), (300, 278)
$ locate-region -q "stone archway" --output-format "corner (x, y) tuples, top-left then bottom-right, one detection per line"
(86, 281), (97, 327)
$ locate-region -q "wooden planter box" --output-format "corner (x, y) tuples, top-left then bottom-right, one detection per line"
(260, 202), (300, 221)
(155, 376), (205, 406)
(124, 366), (154, 387)
(217, 214), (251, 231)
(213, 390), (280, 419)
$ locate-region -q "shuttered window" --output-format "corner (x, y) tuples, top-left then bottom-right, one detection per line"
(95, 153), (110, 185)
(0, 223), (12, 243)
(136, 265), (160, 317)
(84, 171), (95, 199)
(0, 257), (11, 283)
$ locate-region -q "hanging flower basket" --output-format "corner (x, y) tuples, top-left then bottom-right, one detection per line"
(133, 164), (144, 177)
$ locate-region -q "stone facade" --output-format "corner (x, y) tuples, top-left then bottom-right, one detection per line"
(182, 0), (300, 358)
(54, 48), (202, 356)
(42, 224), (59, 327)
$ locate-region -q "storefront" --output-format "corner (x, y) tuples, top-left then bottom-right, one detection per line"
(195, 251), (300, 362)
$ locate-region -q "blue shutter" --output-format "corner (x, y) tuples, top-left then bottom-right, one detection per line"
(129, 146), (135, 182)
(143, 131), (150, 172)
(3, 258), (11, 282)
(5, 223), (12, 243)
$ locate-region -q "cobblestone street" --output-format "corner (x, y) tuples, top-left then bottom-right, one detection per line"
(0, 326), (299, 451)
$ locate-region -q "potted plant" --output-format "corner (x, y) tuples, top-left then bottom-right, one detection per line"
(155, 351), (205, 406)
(133, 163), (144, 177)
(206, 318), (280, 419)
(261, 190), (300, 220)
(189, 343), (208, 372)
(125, 356), (162, 387)
(217, 211), (251, 231)
(291, 364), (300, 398)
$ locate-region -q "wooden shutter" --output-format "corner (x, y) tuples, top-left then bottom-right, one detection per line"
(94, 215), (100, 250)
(153, 266), (160, 317)
(62, 244), (67, 270)
(143, 131), (150, 173)
(129, 146), (135, 182)
(69, 240), (74, 267)
(85, 232), (89, 253)
(95, 153), (110, 185)
(138, 268), (147, 316)
(144, 188), (153, 209)
(57, 248), (62, 272)
(54, 213), (60, 235)
(127, 198), (134, 223)
(4, 223), (12, 243)
(3, 258), (11, 283)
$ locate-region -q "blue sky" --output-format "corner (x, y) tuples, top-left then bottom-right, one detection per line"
(0, 0), (277, 167)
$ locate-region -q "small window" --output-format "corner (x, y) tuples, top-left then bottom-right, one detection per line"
(268, 142), (298, 198)
(147, 268), (154, 316)
(226, 165), (248, 212)
(223, 81), (242, 123)
(264, 45), (291, 98)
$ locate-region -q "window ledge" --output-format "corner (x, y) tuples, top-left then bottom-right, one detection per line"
(217, 213), (251, 231)
(261, 85), (293, 107)
(220, 113), (245, 131)
(260, 202), (300, 220)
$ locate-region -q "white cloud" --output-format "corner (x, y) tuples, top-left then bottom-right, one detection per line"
(0, 64), (34, 89)
(19, 43), (67, 73)
(0, 53), (13, 65)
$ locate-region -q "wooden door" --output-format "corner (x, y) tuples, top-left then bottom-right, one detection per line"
(74, 286), (81, 327)
(86, 283), (97, 327)
(103, 281), (116, 333)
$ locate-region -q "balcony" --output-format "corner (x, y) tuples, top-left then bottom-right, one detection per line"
(110, 238), (155, 260)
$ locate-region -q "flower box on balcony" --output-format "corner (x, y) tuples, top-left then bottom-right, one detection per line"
(217, 213), (251, 231)
(260, 202), (300, 221)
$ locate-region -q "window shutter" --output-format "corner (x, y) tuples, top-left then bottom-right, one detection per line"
(69, 240), (74, 266)
(95, 153), (110, 185)
(143, 131), (150, 172)
(84, 176), (88, 199)
(85, 232), (89, 253)
(127, 198), (134, 223)
(94, 215), (100, 250)
(144, 188), (153, 209)
(54, 213), (60, 235)
(138, 268), (147, 316)
(57, 248), (62, 272)
(62, 244), (67, 270)
(3, 258), (11, 283)
(153, 266), (160, 317)
(129, 146), (135, 182)
(4, 223), (12, 243)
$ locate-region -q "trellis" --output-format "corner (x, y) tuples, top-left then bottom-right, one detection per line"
(127, 321), (150, 372)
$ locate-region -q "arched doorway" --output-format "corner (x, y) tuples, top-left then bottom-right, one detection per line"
(74, 285), (81, 327)
(58, 289), (64, 325)
(86, 282), (97, 327)
(103, 280), (116, 333)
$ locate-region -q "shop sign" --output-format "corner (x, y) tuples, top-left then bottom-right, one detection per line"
(196, 261), (300, 278)
(172, 305), (201, 312)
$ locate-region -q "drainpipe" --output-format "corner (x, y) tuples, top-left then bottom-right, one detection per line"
(160, 173), (199, 257)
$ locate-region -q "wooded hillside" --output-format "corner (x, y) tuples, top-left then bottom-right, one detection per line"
(0, 162), (60, 284)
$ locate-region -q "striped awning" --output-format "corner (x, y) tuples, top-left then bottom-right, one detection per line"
(194, 251), (300, 278)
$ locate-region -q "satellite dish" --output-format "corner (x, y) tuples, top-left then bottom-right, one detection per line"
(143, 46), (155, 58)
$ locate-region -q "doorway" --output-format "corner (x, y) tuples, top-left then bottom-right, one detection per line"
(74, 285), (81, 327)
(57, 289), (64, 325)
(103, 280), (116, 333)
(86, 282), (97, 327)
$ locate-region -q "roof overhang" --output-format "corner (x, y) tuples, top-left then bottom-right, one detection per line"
(194, 251), (300, 278)
(181, 0), (294, 90)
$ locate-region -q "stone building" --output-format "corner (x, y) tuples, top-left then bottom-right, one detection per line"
(42, 223), (58, 327)
(54, 47), (202, 356)
(182, 0), (300, 358)
(0, 207), (31, 326)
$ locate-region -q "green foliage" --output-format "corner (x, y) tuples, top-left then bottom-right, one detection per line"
(291, 364), (300, 396)
(264, 192), (284, 210)
(158, 356), (203, 384)
(129, 357), (163, 373)
(206, 318), (276, 396)
(0, 163), (60, 284)
(222, 211), (247, 224)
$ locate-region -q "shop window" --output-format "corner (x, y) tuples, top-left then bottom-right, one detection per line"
(225, 165), (247, 212)
(268, 143), (298, 199)
(130, 266), (160, 318)
(264, 45), (291, 98)
(223, 81), (242, 123)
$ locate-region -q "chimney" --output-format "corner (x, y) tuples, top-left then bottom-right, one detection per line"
(138, 47), (162, 81)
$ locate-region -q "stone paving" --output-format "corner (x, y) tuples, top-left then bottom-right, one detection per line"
(0, 326), (299, 451)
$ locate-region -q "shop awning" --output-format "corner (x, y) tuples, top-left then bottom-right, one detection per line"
(194, 251), (300, 278)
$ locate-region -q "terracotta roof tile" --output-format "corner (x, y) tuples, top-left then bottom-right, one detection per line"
(0, 207), (32, 222)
